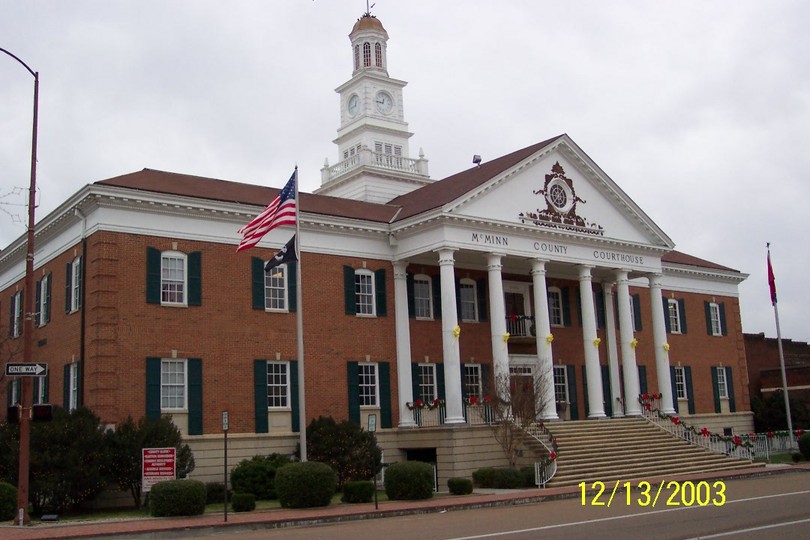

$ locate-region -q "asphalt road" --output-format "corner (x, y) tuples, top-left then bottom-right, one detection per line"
(206, 471), (810, 540)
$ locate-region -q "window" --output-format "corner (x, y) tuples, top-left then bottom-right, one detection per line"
(548, 287), (563, 327)
(33, 376), (47, 405)
(668, 299), (681, 334)
(716, 367), (728, 399)
(161, 252), (187, 305)
(553, 366), (568, 403)
(358, 363), (378, 407)
(353, 44), (360, 71)
(68, 363), (80, 411)
(464, 364), (482, 399)
(266, 361), (289, 408)
(418, 364), (437, 402)
(10, 291), (23, 337)
(161, 360), (186, 410)
(265, 264), (288, 311)
(10, 380), (20, 405)
(70, 257), (82, 312)
(413, 275), (432, 319)
(355, 270), (375, 316)
(37, 274), (51, 327)
(674, 366), (687, 400)
(375, 42), (383, 67)
(708, 303), (722, 336)
(459, 279), (477, 322)
(629, 295), (638, 332)
(363, 42), (371, 67)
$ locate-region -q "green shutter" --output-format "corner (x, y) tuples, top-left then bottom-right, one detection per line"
(187, 252), (202, 306)
(45, 274), (51, 323)
(476, 278), (488, 322)
(290, 360), (300, 433)
(344, 266), (356, 315)
(146, 248), (161, 304)
(711, 367), (721, 413)
(375, 269), (387, 316)
(561, 287), (572, 327)
(431, 274), (442, 319)
(595, 289), (606, 330)
(251, 257), (265, 310)
(582, 365), (589, 417)
(704, 301), (713, 335)
(437, 365), (446, 401)
(481, 364), (491, 397)
(406, 272), (415, 318)
(575, 287), (583, 327)
(663, 296), (671, 333)
(678, 298), (687, 334)
(566, 365), (578, 420)
(454, 278), (461, 320)
(726, 367), (736, 412)
(379, 362), (392, 428)
(187, 359), (203, 435)
(347, 362), (360, 424)
(601, 365), (612, 417)
(35, 279), (41, 326)
(146, 357), (161, 420)
(9, 295), (14, 337)
(638, 365), (648, 395)
(287, 262), (297, 313)
(719, 303), (727, 336)
(411, 364), (420, 401)
(63, 363), (71, 409)
(254, 360), (268, 433)
(632, 293), (642, 331)
(685, 366), (695, 415)
(670, 367), (679, 414)
(65, 263), (72, 312)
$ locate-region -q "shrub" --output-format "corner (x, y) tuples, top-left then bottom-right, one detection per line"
(275, 461), (336, 508)
(230, 454), (291, 500)
(0, 481), (17, 521)
(447, 477), (473, 495)
(799, 433), (810, 461)
(384, 461), (434, 500)
(342, 480), (375, 503)
(301, 416), (382, 490)
(792, 452), (802, 463)
(472, 467), (496, 488)
(149, 479), (207, 517)
(231, 492), (256, 512)
(205, 482), (228, 505)
(492, 468), (522, 489)
(519, 466), (536, 487)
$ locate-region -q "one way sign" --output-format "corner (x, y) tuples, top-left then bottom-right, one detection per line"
(5, 363), (48, 377)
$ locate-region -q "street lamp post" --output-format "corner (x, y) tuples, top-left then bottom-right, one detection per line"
(1, 46), (39, 527)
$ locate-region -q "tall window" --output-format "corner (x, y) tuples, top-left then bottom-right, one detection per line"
(358, 363), (378, 407)
(548, 287), (563, 327)
(70, 256), (82, 312)
(161, 359), (186, 410)
(553, 366), (568, 403)
(716, 367), (728, 399)
(464, 364), (482, 399)
(353, 44), (360, 71)
(709, 302), (722, 336)
(418, 364), (437, 402)
(668, 299), (681, 334)
(267, 361), (289, 408)
(38, 274), (50, 327)
(161, 252), (187, 305)
(68, 363), (80, 412)
(355, 270), (375, 316)
(459, 279), (477, 322)
(10, 380), (20, 405)
(413, 275), (432, 319)
(265, 264), (288, 311)
(11, 290), (23, 337)
(363, 42), (371, 67)
(33, 376), (47, 405)
(374, 42), (383, 67)
(674, 366), (687, 400)
(629, 295), (638, 332)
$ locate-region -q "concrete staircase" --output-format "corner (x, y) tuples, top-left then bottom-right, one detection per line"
(541, 417), (763, 487)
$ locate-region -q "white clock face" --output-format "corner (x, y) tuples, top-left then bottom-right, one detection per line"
(375, 91), (393, 114)
(348, 94), (360, 117)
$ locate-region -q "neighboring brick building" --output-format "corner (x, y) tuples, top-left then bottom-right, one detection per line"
(744, 332), (810, 408)
(1, 13), (754, 482)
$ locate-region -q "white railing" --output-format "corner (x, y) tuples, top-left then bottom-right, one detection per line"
(505, 315), (534, 338)
(522, 422), (558, 487)
(737, 431), (800, 460)
(322, 148), (428, 184)
(410, 403), (495, 427)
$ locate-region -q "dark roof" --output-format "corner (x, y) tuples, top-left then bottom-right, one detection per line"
(661, 250), (738, 272)
(388, 135), (564, 221)
(95, 169), (400, 223)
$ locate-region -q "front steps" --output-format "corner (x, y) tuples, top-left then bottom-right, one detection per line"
(541, 417), (763, 487)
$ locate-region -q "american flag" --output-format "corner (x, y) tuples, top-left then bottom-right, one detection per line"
(236, 170), (297, 252)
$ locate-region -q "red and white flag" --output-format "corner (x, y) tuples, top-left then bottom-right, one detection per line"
(237, 170), (297, 252)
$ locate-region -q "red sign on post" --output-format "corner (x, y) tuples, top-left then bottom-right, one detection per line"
(142, 447), (176, 493)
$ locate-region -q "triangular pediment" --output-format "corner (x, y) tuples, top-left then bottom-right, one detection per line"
(441, 135), (673, 249)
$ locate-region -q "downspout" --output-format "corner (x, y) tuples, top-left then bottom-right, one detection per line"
(74, 207), (87, 407)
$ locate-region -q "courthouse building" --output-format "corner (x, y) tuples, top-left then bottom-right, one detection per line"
(1, 13), (753, 480)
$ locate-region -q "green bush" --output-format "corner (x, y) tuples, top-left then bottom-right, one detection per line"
(492, 468), (522, 489)
(230, 454), (291, 500)
(447, 477), (473, 495)
(342, 480), (375, 503)
(149, 480), (207, 517)
(231, 492), (256, 512)
(205, 482), (229, 505)
(519, 466), (536, 487)
(472, 467), (496, 488)
(384, 461), (434, 500)
(275, 461), (336, 508)
(301, 416), (382, 490)
(792, 452), (802, 463)
(799, 433), (810, 461)
(0, 481), (17, 521)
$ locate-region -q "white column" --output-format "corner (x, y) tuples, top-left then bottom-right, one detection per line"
(487, 253), (510, 401)
(648, 273), (675, 414)
(615, 270), (641, 416)
(392, 261), (416, 427)
(578, 265), (606, 418)
(531, 259), (558, 420)
(437, 248), (465, 424)
(603, 282), (623, 418)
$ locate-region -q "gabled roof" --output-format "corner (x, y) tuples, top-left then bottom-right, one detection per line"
(662, 250), (738, 272)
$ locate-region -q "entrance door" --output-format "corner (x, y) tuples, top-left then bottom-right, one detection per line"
(509, 365), (535, 422)
(505, 292), (528, 336)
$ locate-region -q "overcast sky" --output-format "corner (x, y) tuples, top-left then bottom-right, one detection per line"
(2, 1), (808, 343)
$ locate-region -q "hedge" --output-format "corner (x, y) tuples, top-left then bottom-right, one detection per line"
(384, 461), (434, 500)
(149, 480), (207, 517)
(275, 461), (336, 508)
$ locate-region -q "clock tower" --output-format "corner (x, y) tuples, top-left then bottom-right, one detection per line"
(316, 12), (431, 203)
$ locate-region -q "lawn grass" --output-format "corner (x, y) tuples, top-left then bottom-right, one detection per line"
(755, 452), (802, 465)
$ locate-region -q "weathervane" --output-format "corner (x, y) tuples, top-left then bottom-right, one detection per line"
(365, 1), (376, 16)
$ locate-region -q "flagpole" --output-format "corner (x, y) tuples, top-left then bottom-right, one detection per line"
(294, 166), (307, 461)
(768, 244), (794, 447)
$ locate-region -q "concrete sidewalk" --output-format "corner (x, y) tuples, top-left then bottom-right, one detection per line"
(0, 464), (804, 540)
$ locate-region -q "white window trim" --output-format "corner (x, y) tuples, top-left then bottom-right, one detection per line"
(10, 380), (20, 405)
(34, 377), (46, 405)
(413, 274), (433, 320)
(553, 365), (568, 404)
(459, 278), (478, 322)
(266, 361), (290, 409)
(463, 364), (482, 399)
(355, 269), (376, 317)
(264, 263), (289, 313)
(160, 251), (188, 307)
(70, 257), (82, 312)
(12, 290), (23, 338)
(548, 287), (564, 327)
(418, 363), (438, 402)
(709, 302), (722, 337)
(674, 366), (687, 401)
(358, 362), (379, 408)
(160, 359), (188, 411)
(68, 363), (80, 412)
(668, 299), (682, 334)
(38, 274), (49, 327)
(716, 367), (728, 399)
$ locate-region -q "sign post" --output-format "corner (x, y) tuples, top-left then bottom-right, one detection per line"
(142, 448), (176, 494)
(222, 411), (229, 522)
